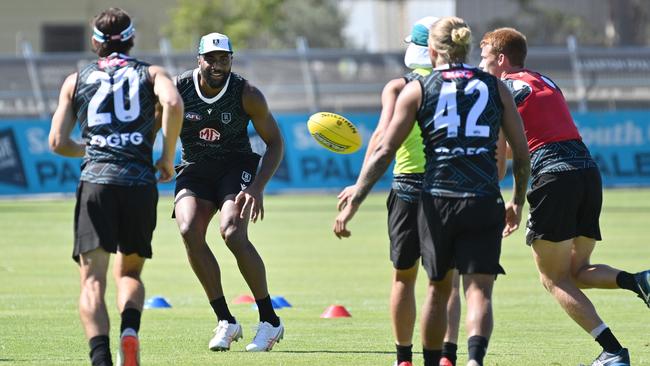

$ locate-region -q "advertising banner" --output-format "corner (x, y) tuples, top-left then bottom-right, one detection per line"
(1, 111), (648, 196)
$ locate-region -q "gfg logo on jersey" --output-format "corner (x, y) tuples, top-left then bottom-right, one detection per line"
(185, 112), (202, 121)
(434, 146), (488, 155)
(199, 128), (220, 142)
(90, 132), (144, 147)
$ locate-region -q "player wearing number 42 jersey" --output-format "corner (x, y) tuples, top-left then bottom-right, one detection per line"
(335, 17), (530, 366)
(49, 7), (183, 366)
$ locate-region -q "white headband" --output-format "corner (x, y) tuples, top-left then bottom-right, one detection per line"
(92, 22), (135, 43)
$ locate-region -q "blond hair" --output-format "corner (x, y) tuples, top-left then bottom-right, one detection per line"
(428, 17), (472, 64)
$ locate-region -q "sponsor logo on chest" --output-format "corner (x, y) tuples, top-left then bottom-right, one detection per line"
(199, 128), (220, 142)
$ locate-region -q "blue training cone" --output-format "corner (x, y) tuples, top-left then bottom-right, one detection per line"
(272, 296), (292, 308)
(144, 296), (172, 309)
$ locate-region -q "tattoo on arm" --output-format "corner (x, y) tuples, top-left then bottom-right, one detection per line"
(352, 155), (392, 205)
(511, 157), (530, 205)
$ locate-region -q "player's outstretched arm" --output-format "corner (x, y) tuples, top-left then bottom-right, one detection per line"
(337, 77), (407, 210)
(49, 73), (85, 157)
(498, 80), (530, 237)
(334, 80), (420, 238)
(237, 82), (284, 223)
(150, 65), (183, 183)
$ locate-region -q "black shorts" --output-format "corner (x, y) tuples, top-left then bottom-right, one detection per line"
(387, 189), (420, 269)
(526, 168), (602, 245)
(174, 154), (260, 209)
(74, 181), (158, 262)
(418, 193), (506, 281)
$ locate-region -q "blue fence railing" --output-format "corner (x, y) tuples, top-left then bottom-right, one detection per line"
(1, 111), (649, 196)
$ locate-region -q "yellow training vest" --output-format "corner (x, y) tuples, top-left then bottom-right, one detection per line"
(393, 68), (431, 175)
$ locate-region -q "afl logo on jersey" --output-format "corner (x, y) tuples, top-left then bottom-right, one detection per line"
(185, 112), (202, 122)
(221, 112), (232, 124)
(199, 128), (220, 142)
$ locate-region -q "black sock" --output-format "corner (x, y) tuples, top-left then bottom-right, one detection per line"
(255, 295), (280, 326)
(89, 335), (112, 366)
(595, 328), (623, 354)
(442, 342), (458, 365)
(210, 296), (236, 323)
(423, 348), (441, 366)
(396, 344), (413, 363)
(616, 271), (641, 295)
(120, 308), (141, 334)
(468, 335), (489, 365)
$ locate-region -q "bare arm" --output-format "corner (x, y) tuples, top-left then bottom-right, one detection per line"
(149, 65), (183, 182)
(49, 73), (85, 157)
(237, 82), (284, 222)
(498, 80), (531, 236)
(496, 128), (507, 181)
(362, 77), (407, 165)
(337, 77), (406, 209)
(334, 80), (421, 238)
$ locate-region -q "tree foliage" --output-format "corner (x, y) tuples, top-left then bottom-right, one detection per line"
(486, 0), (601, 46)
(486, 0), (650, 46)
(165, 0), (348, 52)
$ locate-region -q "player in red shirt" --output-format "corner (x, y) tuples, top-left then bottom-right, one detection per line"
(479, 27), (649, 366)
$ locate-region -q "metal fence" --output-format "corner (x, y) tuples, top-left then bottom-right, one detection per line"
(1, 42), (649, 118)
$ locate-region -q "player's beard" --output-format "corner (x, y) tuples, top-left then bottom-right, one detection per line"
(201, 68), (230, 90)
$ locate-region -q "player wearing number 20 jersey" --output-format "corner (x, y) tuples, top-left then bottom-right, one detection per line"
(74, 54), (158, 186)
(49, 7), (183, 366)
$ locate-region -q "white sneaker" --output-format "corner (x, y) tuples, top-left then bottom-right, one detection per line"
(116, 328), (139, 366)
(209, 320), (243, 351)
(245, 320), (284, 352)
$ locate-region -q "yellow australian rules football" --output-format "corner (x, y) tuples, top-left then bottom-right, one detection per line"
(307, 112), (362, 154)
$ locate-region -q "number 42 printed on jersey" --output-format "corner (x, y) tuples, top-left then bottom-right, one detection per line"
(434, 79), (489, 138)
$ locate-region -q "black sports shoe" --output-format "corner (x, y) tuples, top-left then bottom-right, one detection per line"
(580, 348), (630, 366)
(634, 270), (650, 308)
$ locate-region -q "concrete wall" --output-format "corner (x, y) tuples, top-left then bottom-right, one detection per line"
(0, 0), (177, 54)
(340, 0), (455, 52)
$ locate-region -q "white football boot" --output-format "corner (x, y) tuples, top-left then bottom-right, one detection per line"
(245, 320), (284, 352)
(209, 320), (243, 351)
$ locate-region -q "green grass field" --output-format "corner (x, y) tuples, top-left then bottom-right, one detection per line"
(1, 190), (650, 365)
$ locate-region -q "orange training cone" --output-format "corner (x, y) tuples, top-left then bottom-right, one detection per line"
(320, 304), (351, 318)
(232, 294), (255, 304)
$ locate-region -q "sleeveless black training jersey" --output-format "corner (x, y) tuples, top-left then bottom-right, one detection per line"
(73, 53), (157, 186)
(415, 64), (503, 198)
(175, 70), (255, 169)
